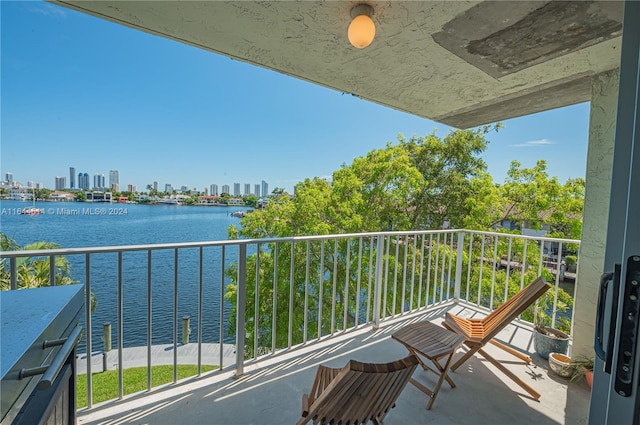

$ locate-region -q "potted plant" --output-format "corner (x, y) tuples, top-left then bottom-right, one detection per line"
(570, 357), (595, 388)
(565, 255), (578, 273)
(532, 292), (570, 360)
(548, 352), (572, 378)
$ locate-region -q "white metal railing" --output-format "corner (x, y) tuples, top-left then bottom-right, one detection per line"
(0, 229), (579, 410)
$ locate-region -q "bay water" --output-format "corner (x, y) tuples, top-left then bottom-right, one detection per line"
(1, 200), (248, 353)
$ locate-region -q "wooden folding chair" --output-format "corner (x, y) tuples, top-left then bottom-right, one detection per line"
(443, 276), (550, 400)
(297, 355), (419, 425)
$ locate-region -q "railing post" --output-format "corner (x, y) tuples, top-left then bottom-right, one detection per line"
(103, 322), (111, 372)
(182, 316), (190, 345)
(235, 244), (247, 377)
(103, 322), (112, 352)
(454, 231), (464, 300)
(10, 257), (17, 290)
(372, 235), (385, 330)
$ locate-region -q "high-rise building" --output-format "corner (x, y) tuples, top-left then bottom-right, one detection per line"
(35, 182), (43, 189)
(244, 184), (251, 195)
(153, 181), (158, 191)
(5, 172), (13, 183)
(69, 167), (76, 189)
(93, 174), (105, 190)
(261, 180), (269, 197)
(78, 172), (90, 190)
(127, 184), (136, 192)
(165, 183), (173, 193)
(55, 176), (66, 190)
(221, 184), (230, 195)
(109, 170), (119, 190)
(210, 184), (218, 196)
(180, 185), (188, 192)
(254, 184), (261, 197)
(27, 181), (34, 188)
(233, 183), (241, 196)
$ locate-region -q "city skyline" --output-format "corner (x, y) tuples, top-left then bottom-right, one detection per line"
(2, 167), (272, 196)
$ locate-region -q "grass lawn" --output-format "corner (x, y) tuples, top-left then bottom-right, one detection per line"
(77, 364), (217, 407)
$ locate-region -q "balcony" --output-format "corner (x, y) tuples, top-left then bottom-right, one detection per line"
(1, 229), (586, 424)
(76, 304), (590, 425)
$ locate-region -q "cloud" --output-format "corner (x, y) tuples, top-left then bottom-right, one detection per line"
(510, 139), (554, 148)
(27, 4), (68, 19)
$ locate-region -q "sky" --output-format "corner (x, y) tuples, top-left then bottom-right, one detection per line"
(1, 1), (590, 194)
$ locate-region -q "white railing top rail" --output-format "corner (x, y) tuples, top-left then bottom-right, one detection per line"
(0, 228), (579, 259)
(463, 229), (580, 244)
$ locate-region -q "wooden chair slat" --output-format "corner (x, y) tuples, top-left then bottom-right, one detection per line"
(297, 355), (419, 425)
(442, 276), (550, 400)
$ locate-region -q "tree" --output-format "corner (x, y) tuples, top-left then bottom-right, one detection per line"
(225, 128), (496, 356)
(75, 191), (87, 202)
(0, 233), (98, 311)
(495, 160), (585, 239)
(224, 126), (582, 357)
(1, 233), (75, 289)
(401, 125), (497, 229)
(243, 196), (258, 208)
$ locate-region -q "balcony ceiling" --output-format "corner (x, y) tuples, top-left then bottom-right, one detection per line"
(51, 1), (623, 128)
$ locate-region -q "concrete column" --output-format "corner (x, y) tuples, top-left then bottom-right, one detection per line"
(571, 69), (618, 358)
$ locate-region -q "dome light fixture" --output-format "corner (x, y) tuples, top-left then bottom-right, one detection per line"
(348, 4), (375, 49)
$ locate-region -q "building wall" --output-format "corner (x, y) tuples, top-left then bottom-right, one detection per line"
(572, 69), (618, 358)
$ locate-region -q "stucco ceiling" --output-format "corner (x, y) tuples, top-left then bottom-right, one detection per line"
(51, 1), (623, 128)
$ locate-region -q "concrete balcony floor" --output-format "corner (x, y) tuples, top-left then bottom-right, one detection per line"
(78, 302), (590, 425)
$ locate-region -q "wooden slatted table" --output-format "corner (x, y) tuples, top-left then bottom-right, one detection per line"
(392, 321), (465, 410)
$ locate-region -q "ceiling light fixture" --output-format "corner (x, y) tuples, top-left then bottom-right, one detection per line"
(348, 4), (375, 49)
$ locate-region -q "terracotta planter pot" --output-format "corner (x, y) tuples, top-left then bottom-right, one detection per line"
(583, 367), (593, 388)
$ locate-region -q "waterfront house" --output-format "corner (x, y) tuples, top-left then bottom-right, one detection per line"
(49, 191), (76, 202)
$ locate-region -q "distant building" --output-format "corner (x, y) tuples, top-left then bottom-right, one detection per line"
(109, 170), (119, 189)
(244, 183), (251, 195)
(27, 181), (34, 188)
(165, 183), (173, 193)
(198, 195), (222, 205)
(127, 184), (136, 192)
(181, 185), (188, 192)
(227, 198), (244, 205)
(5, 172), (13, 183)
(69, 167), (75, 189)
(153, 181), (158, 191)
(221, 184), (229, 195)
(35, 182), (43, 189)
(254, 184), (261, 197)
(93, 174), (105, 190)
(49, 191), (75, 202)
(233, 183), (240, 196)
(55, 176), (66, 190)
(86, 191), (112, 202)
(78, 172), (90, 190)
(261, 180), (269, 197)
(210, 184), (218, 196)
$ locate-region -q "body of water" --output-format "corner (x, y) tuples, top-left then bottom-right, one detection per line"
(1, 200), (249, 353)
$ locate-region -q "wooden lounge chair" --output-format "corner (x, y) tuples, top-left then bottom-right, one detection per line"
(442, 276), (550, 400)
(297, 355), (419, 425)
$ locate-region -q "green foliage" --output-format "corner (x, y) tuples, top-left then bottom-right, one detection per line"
(244, 196), (258, 208)
(497, 160), (585, 239)
(224, 126), (582, 356)
(569, 356), (595, 382)
(0, 233), (97, 312)
(0, 233), (77, 290)
(75, 191), (87, 202)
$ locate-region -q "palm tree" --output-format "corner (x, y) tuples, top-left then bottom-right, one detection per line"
(1, 233), (76, 289)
